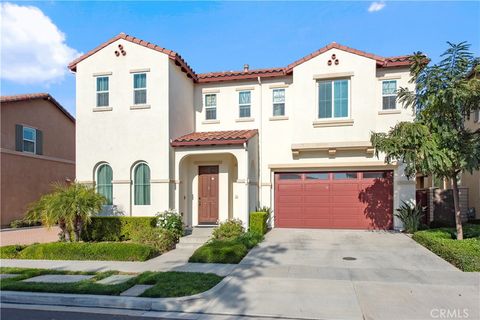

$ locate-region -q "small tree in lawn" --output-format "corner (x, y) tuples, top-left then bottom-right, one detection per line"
(371, 42), (480, 240)
(26, 182), (106, 241)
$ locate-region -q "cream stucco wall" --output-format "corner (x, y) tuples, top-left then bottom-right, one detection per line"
(76, 41), (415, 229)
(192, 49), (415, 229)
(76, 39), (191, 216)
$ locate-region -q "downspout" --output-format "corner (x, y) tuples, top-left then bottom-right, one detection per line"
(257, 76), (263, 207)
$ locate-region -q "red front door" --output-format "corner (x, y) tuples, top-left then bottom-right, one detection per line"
(274, 171), (393, 229)
(198, 166), (219, 224)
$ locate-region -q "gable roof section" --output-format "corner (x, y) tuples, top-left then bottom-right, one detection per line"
(285, 42), (411, 72)
(68, 33), (414, 83)
(171, 129), (258, 147)
(68, 33), (197, 81)
(0, 93), (75, 123)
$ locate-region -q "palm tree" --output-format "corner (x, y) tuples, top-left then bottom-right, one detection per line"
(26, 182), (106, 241)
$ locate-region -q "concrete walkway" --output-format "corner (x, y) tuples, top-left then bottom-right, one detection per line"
(2, 229), (479, 320)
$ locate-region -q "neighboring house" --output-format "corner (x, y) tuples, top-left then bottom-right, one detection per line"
(462, 68), (480, 217)
(0, 93), (76, 226)
(70, 33), (417, 230)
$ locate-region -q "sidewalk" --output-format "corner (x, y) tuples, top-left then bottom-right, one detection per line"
(0, 253), (235, 276)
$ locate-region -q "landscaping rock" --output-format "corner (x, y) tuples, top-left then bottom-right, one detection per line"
(96, 275), (135, 285)
(119, 284), (154, 297)
(0, 274), (20, 280)
(22, 275), (93, 283)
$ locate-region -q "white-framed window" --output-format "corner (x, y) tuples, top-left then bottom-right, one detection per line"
(133, 73), (147, 105)
(239, 91), (251, 118)
(133, 162), (151, 206)
(96, 76), (109, 107)
(474, 110), (480, 123)
(272, 89), (285, 116)
(96, 163), (113, 205)
(382, 80), (397, 110)
(22, 126), (36, 153)
(318, 79), (349, 119)
(205, 94), (217, 120)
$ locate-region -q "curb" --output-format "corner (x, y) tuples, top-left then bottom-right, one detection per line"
(0, 275), (232, 312)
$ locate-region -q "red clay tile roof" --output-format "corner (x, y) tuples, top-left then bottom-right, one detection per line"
(171, 130), (258, 147)
(68, 33), (197, 81)
(0, 93), (75, 123)
(68, 33), (415, 83)
(197, 68), (286, 83)
(285, 42), (412, 72)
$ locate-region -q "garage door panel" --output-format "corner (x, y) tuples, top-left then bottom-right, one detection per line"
(330, 184), (359, 192)
(304, 183), (329, 192)
(303, 206), (329, 218)
(275, 170), (393, 230)
(304, 195), (330, 204)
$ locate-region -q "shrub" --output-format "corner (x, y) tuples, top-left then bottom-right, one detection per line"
(156, 210), (184, 241)
(8, 242), (159, 261)
(0, 245), (26, 259)
(212, 219), (244, 240)
(413, 225), (480, 272)
(132, 228), (177, 253)
(249, 211), (269, 235)
(9, 219), (41, 229)
(237, 231), (264, 249)
(189, 240), (248, 264)
(395, 201), (424, 233)
(82, 216), (157, 242)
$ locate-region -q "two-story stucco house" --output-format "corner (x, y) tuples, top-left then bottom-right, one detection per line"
(70, 33), (417, 230)
(1, 93), (76, 226)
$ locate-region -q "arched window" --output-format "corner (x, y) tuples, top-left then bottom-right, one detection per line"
(96, 164), (113, 205)
(134, 163), (150, 205)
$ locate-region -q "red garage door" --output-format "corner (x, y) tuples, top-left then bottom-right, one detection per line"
(274, 171), (393, 229)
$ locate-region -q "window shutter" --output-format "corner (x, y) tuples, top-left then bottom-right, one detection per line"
(15, 124), (23, 151)
(36, 129), (43, 155)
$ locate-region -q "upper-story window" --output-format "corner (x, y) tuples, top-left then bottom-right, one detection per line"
(318, 79), (349, 119)
(133, 73), (147, 105)
(382, 80), (397, 110)
(239, 91), (251, 118)
(272, 89), (285, 116)
(205, 94), (217, 120)
(22, 126), (36, 153)
(96, 76), (109, 107)
(15, 124), (42, 155)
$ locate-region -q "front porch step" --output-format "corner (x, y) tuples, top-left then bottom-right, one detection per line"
(179, 236), (212, 244)
(177, 227), (214, 249)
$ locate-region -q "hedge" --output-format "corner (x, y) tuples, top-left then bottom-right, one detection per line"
(82, 216), (157, 242)
(249, 212), (269, 235)
(189, 240), (248, 264)
(189, 232), (263, 264)
(412, 225), (480, 272)
(1, 242), (159, 261)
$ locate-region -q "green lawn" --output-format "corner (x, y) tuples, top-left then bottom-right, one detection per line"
(189, 232), (263, 264)
(412, 224), (480, 272)
(136, 271), (223, 297)
(0, 242), (159, 261)
(0, 267), (223, 297)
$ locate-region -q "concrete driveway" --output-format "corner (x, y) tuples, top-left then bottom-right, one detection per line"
(204, 229), (480, 320)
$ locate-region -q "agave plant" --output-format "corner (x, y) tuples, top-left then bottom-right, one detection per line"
(394, 201), (425, 233)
